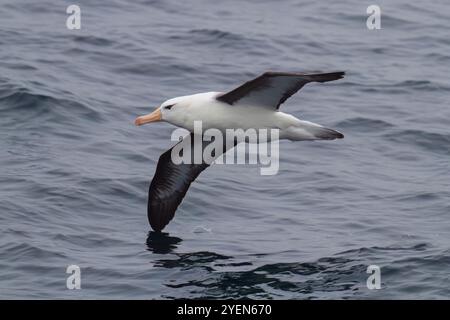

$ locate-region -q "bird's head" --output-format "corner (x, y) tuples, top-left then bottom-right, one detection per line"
(134, 96), (188, 126)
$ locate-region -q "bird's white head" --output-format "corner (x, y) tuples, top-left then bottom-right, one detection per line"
(134, 96), (190, 126)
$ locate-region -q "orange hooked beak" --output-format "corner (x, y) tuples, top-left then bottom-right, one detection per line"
(134, 108), (162, 126)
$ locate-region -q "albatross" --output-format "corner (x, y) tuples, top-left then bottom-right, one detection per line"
(135, 71), (345, 231)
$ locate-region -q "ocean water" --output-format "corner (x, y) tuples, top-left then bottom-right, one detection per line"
(0, 0), (449, 299)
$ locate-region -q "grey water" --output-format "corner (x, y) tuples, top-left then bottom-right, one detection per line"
(0, 0), (449, 299)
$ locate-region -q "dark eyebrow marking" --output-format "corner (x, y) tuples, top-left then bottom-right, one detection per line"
(164, 104), (175, 110)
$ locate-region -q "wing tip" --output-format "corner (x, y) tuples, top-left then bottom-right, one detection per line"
(262, 71), (346, 82)
(148, 200), (176, 232)
(263, 70), (345, 75)
(312, 71), (345, 82)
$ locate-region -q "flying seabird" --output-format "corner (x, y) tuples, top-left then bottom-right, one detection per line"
(135, 71), (345, 231)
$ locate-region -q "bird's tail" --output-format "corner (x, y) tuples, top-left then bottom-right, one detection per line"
(308, 125), (344, 140)
(284, 121), (344, 141)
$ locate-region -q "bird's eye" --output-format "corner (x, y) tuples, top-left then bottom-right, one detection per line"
(164, 104), (174, 110)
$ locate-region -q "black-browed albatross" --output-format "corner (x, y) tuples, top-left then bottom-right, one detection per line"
(135, 71), (345, 231)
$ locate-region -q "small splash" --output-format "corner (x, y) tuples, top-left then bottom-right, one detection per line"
(192, 225), (212, 233)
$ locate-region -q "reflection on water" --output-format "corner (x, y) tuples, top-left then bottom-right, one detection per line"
(145, 242), (439, 299)
(146, 231), (182, 254)
(155, 251), (232, 271)
(145, 231), (371, 299)
(159, 256), (366, 299)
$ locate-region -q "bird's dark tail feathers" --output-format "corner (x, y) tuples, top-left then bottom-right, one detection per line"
(310, 126), (344, 140)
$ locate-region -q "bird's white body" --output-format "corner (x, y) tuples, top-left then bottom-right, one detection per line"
(160, 92), (334, 141)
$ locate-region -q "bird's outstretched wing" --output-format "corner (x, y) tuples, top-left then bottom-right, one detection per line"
(147, 133), (232, 231)
(216, 71), (345, 110)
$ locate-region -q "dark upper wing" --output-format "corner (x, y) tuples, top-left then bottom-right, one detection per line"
(147, 133), (232, 232)
(216, 71), (345, 109)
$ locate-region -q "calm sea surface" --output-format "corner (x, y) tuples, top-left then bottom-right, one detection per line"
(0, 0), (449, 299)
